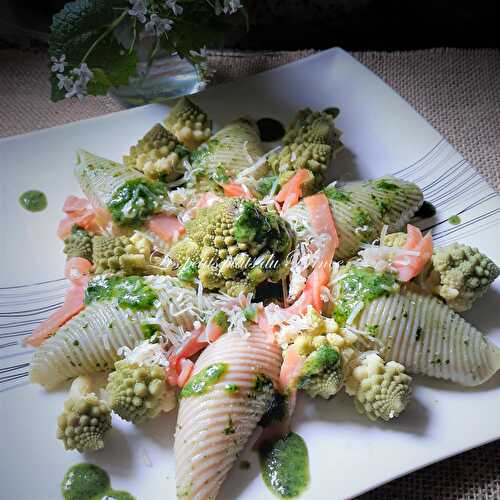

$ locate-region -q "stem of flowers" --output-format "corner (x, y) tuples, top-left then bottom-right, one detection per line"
(129, 19), (138, 55)
(81, 9), (129, 63)
(140, 35), (162, 83)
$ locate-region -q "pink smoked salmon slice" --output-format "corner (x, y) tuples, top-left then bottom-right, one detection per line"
(275, 169), (313, 213)
(287, 193), (339, 315)
(221, 183), (253, 199)
(25, 281), (87, 347)
(64, 257), (92, 286)
(147, 213), (185, 243)
(62, 195), (90, 216)
(393, 224), (433, 282)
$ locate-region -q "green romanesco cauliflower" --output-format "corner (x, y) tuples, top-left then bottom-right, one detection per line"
(381, 231), (408, 248)
(92, 233), (166, 276)
(429, 243), (499, 312)
(266, 143), (331, 195)
(345, 352), (412, 421)
(296, 344), (344, 399)
(270, 142), (333, 175)
(168, 198), (295, 295)
(106, 343), (176, 424)
(63, 226), (93, 261)
(282, 308), (358, 399)
(123, 123), (189, 182)
(283, 108), (343, 149)
(163, 96), (212, 150)
(56, 375), (111, 453)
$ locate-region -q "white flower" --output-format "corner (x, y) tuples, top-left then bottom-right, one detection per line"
(50, 54), (66, 73)
(56, 73), (73, 91)
(165, 0), (183, 16)
(128, 0), (148, 23)
(71, 62), (93, 85)
(214, 0), (242, 15)
(64, 80), (87, 101)
(145, 13), (174, 35)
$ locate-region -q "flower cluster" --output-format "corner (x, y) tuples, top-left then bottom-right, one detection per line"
(49, 0), (245, 101)
(51, 56), (93, 101)
(128, 0), (183, 36)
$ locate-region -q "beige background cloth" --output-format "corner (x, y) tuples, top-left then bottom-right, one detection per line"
(0, 47), (499, 498)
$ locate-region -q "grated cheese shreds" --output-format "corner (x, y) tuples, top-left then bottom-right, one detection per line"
(214, 293), (254, 336)
(118, 342), (170, 367)
(346, 301), (364, 325)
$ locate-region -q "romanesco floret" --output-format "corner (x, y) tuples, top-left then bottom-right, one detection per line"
(345, 352), (412, 421)
(296, 344), (344, 399)
(269, 142), (333, 176)
(106, 343), (176, 424)
(430, 243), (499, 312)
(168, 198), (295, 295)
(163, 97), (212, 150)
(284, 108), (338, 146)
(282, 308), (358, 399)
(92, 233), (166, 276)
(123, 123), (188, 182)
(56, 375), (111, 452)
(381, 232), (407, 248)
(63, 226), (93, 261)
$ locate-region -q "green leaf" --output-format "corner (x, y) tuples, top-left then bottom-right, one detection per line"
(49, 0), (137, 100)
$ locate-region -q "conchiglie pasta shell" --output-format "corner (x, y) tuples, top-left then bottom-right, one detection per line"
(175, 329), (282, 500)
(75, 149), (144, 209)
(355, 290), (500, 386)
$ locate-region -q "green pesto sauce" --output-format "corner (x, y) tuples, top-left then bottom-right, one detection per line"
(180, 363), (228, 398)
(140, 323), (162, 341)
(352, 208), (372, 228)
(257, 118), (286, 142)
(415, 200), (436, 218)
(84, 276), (158, 311)
(177, 259), (199, 283)
(107, 178), (167, 228)
(256, 175), (278, 197)
(324, 186), (351, 202)
(259, 432), (310, 498)
(234, 201), (270, 243)
(334, 266), (398, 326)
(375, 179), (401, 191)
(448, 215), (461, 225)
(61, 463), (135, 500)
(19, 190), (47, 212)
(298, 345), (339, 382)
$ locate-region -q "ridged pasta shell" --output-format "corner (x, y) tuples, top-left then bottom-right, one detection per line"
(75, 149), (144, 209)
(175, 329), (282, 500)
(355, 289), (500, 386)
(285, 176), (423, 260)
(30, 277), (219, 389)
(191, 118), (265, 180)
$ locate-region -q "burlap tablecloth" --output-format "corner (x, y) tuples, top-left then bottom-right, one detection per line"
(0, 47), (499, 499)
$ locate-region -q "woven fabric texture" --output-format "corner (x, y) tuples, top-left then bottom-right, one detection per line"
(0, 47), (499, 499)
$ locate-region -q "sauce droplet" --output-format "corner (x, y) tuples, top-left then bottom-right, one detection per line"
(61, 463), (135, 500)
(259, 432), (310, 498)
(19, 190), (47, 212)
(257, 118), (286, 142)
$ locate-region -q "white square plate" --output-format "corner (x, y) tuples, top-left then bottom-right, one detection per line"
(1, 48), (499, 500)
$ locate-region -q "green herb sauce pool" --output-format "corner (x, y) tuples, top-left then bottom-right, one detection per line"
(19, 190), (47, 212)
(61, 463), (134, 500)
(259, 432), (310, 498)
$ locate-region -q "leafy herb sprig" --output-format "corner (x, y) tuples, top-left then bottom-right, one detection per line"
(49, 0), (246, 101)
